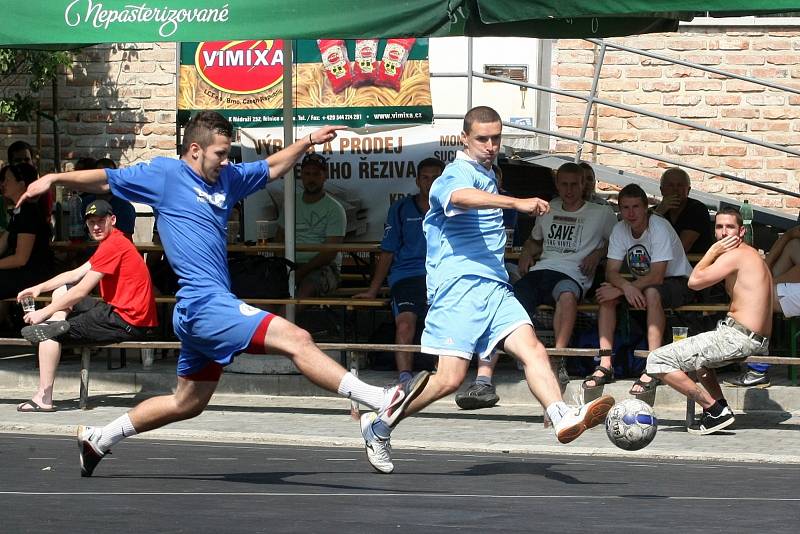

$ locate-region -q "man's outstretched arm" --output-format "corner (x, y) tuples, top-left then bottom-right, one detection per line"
(266, 125), (345, 180)
(17, 169), (109, 207)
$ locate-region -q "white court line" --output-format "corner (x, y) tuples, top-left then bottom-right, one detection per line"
(0, 492), (798, 502)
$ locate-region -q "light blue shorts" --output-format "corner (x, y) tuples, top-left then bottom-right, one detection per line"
(173, 293), (271, 376)
(421, 275), (532, 360)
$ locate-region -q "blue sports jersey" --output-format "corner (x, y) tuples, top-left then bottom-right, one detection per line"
(423, 151), (508, 298)
(380, 194), (427, 287)
(106, 157), (270, 301)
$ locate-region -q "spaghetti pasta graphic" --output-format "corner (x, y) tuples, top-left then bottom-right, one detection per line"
(179, 61), (431, 110)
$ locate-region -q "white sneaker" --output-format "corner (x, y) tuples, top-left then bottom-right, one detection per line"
(555, 395), (615, 444)
(360, 412), (394, 474)
(77, 425), (107, 477)
(379, 370), (429, 428)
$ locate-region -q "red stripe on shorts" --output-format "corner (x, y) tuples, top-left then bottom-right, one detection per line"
(183, 362), (224, 382)
(245, 313), (275, 354)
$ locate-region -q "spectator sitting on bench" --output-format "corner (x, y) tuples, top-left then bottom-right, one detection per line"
(276, 153), (346, 301)
(456, 162), (617, 409)
(579, 161), (611, 206)
(15, 199), (158, 412)
(647, 207), (771, 435)
(725, 223), (800, 388)
(595, 184), (694, 398)
(75, 157), (137, 240)
(355, 157), (444, 385)
(652, 167), (713, 255)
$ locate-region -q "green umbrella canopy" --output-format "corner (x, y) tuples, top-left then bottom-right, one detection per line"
(0, 1), (732, 46)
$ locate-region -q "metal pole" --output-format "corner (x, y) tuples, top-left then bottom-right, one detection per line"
(466, 37), (473, 110)
(575, 41), (606, 163)
(282, 39), (296, 323)
(52, 78), (61, 172)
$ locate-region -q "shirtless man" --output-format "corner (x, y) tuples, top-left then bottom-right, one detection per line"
(646, 207), (772, 435)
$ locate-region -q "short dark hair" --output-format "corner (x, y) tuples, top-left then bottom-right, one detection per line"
(716, 206), (743, 226)
(7, 140), (34, 163)
(74, 157), (97, 171)
(618, 183), (648, 206)
(0, 162), (38, 187)
(463, 106), (502, 134)
(578, 161), (595, 179)
(417, 157), (445, 176)
(181, 111), (234, 155)
(96, 157), (117, 169)
(660, 167), (690, 186)
(556, 162), (584, 181)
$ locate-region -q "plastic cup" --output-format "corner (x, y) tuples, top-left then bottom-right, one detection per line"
(256, 220), (270, 246)
(504, 228), (514, 249)
(20, 295), (35, 314)
(672, 326), (688, 342)
(226, 221), (240, 244)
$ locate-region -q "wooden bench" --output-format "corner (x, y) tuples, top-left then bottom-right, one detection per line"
(0, 336), (608, 411)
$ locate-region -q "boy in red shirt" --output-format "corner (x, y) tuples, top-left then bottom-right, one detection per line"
(16, 199), (158, 412)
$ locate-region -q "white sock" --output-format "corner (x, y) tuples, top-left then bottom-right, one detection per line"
(546, 401), (570, 427)
(96, 413), (138, 452)
(337, 372), (385, 410)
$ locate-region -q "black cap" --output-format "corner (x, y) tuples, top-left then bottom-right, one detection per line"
(301, 152), (327, 170)
(84, 199), (114, 219)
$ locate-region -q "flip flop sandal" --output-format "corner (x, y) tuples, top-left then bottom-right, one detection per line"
(629, 376), (661, 396)
(21, 321), (71, 344)
(582, 365), (614, 390)
(17, 400), (56, 413)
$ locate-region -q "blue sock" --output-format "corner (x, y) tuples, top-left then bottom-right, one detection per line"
(398, 371), (413, 383)
(475, 375), (492, 386)
(371, 418), (392, 441)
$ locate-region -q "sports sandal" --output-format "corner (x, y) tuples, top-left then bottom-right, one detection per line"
(629, 375), (661, 396)
(582, 365), (614, 390)
(21, 321), (70, 344)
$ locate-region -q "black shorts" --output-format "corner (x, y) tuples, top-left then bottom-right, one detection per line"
(513, 269), (583, 316)
(642, 276), (693, 309)
(390, 276), (428, 318)
(57, 297), (155, 346)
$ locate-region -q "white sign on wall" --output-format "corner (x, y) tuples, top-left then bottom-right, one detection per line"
(239, 125), (463, 242)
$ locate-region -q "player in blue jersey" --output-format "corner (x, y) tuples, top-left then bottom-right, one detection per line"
(355, 157), (445, 384)
(358, 106), (615, 474)
(20, 111), (429, 477)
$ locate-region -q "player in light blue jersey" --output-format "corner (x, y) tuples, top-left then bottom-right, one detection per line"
(358, 106), (615, 474)
(20, 111), (429, 477)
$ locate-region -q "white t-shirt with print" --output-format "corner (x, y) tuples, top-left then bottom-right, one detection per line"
(530, 199), (618, 290)
(607, 214), (693, 279)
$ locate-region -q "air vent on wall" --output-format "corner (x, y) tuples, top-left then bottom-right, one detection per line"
(483, 64), (528, 82)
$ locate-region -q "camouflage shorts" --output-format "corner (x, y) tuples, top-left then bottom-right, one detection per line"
(646, 320), (768, 375)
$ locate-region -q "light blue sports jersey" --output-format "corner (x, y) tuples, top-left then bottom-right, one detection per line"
(106, 157), (270, 301)
(381, 194), (427, 287)
(423, 151), (508, 299)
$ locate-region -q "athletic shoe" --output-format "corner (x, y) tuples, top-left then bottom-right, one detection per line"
(724, 370), (770, 389)
(687, 409), (735, 435)
(360, 412), (393, 474)
(454, 382), (500, 410)
(554, 395), (615, 444)
(77, 425), (107, 477)
(21, 321), (70, 344)
(379, 370), (430, 427)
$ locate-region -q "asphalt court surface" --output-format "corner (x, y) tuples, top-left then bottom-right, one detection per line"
(1, 433), (799, 533)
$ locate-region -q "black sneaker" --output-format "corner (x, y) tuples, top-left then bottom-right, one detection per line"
(687, 408), (735, 435)
(723, 370), (770, 389)
(21, 321), (70, 344)
(77, 425), (108, 477)
(455, 382), (500, 410)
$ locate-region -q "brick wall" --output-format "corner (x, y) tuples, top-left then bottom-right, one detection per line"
(0, 43), (177, 172)
(554, 27), (800, 213)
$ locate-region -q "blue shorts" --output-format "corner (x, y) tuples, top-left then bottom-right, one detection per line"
(173, 293), (271, 376)
(421, 275), (531, 360)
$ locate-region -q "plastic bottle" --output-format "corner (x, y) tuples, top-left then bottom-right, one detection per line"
(67, 191), (85, 242)
(740, 199), (754, 245)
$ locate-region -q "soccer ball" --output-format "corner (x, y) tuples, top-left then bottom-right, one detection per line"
(605, 399), (658, 451)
